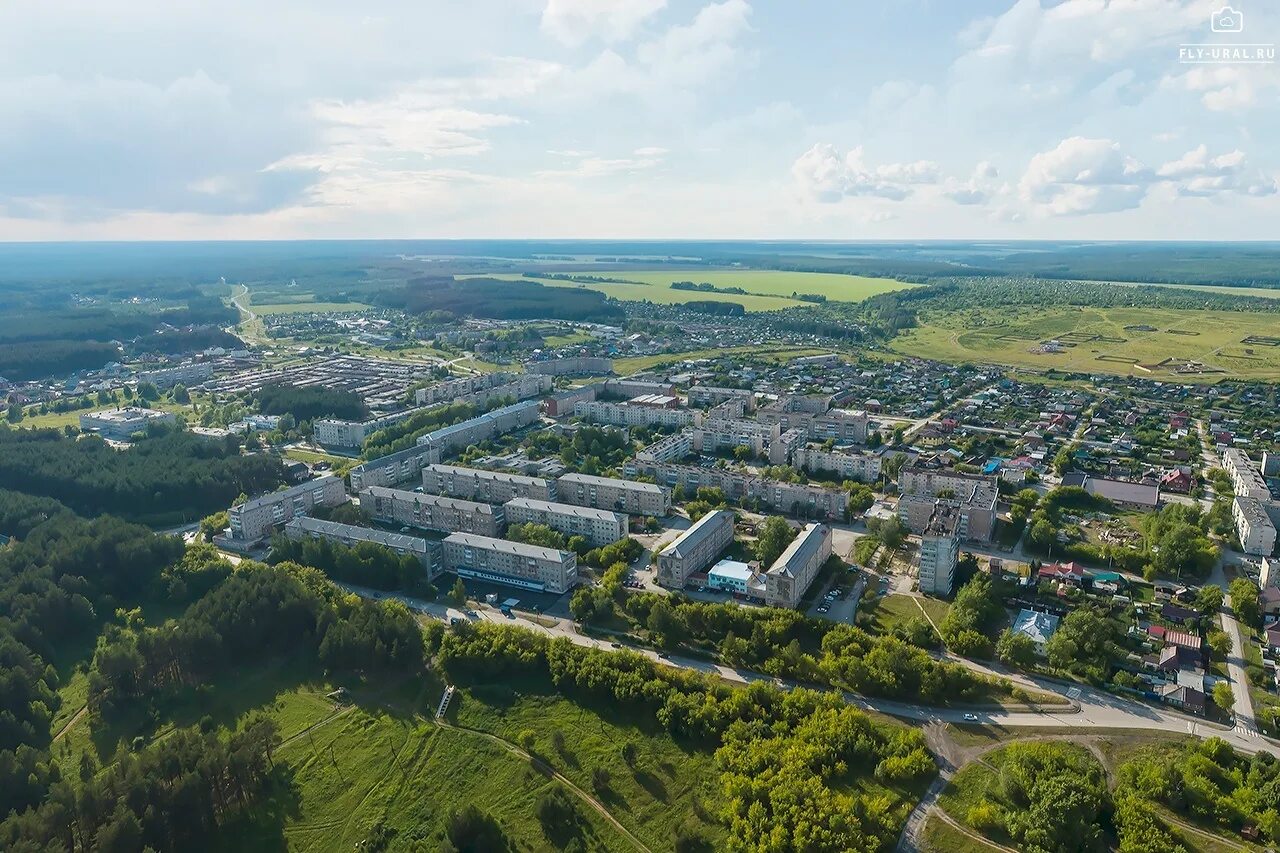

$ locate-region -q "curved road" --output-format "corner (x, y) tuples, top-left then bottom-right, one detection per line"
(334, 581), (1277, 757)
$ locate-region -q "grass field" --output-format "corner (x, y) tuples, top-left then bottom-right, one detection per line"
(1103, 280), (1280, 300)
(613, 345), (836, 375)
(922, 814), (1006, 852)
(250, 300), (373, 315)
(464, 270), (914, 312)
(18, 397), (198, 430)
(892, 305), (1280, 381)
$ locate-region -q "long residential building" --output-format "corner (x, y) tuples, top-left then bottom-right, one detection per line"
(657, 509), (735, 588)
(897, 467), (999, 542)
(361, 486), (504, 537)
(416, 399), (542, 453)
(793, 447), (883, 483)
(314, 407), (427, 450)
(556, 472), (672, 517)
(414, 371), (550, 407)
(349, 444), (443, 491)
(527, 356), (614, 377)
(223, 475), (348, 545)
(687, 385), (756, 411)
(284, 516), (442, 575)
(1234, 496), (1278, 557)
(629, 461), (848, 521)
(764, 523), (832, 609)
(757, 408), (869, 443)
(503, 498), (627, 547)
(135, 362), (213, 389)
(442, 532), (579, 593)
(574, 399), (699, 430)
(422, 464), (554, 504)
(636, 431), (694, 464)
(691, 417), (780, 456)
(1224, 448), (1273, 501)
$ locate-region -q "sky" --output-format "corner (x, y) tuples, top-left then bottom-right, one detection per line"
(1, 0), (1278, 241)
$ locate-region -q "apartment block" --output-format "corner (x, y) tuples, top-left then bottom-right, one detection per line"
(897, 467), (998, 542)
(793, 447), (883, 483)
(349, 444), (443, 491)
(918, 503), (961, 596)
(545, 384), (601, 417)
(135, 361), (213, 389)
(768, 428), (807, 465)
(503, 498), (627, 547)
(1223, 448), (1273, 501)
(315, 407), (426, 449)
(657, 509), (735, 588)
(442, 533), (579, 593)
(1263, 451), (1280, 478)
(414, 372), (550, 407)
(225, 475), (347, 545)
(687, 385), (756, 411)
(764, 523), (833, 609)
(361, 486), (504, 538)
(79, 407), (177, 441)
(1234, 496), (1278, 557)
(527, 356), (614, 377)
(757, 408), (868, 443)
(691, 417), (781, 456)
(422, 464), (554, 504)
(604, 378), (676, 398)
(636, 431), (694, 464)
(631, 461), (848, 521)
(415, 399), (542, 454)
(573, 399), (699, 429)
(284, 516), (442, 576)
(556, 472), (672, 517)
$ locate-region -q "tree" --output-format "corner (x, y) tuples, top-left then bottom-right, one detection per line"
(1213, 681), (1235, 714)
(1195, 584), (1224, 616)
(137, 381), (160, 401)
(1207, 629), (1230, 660)
(450, 578), (468, 606)
(444, 805), (507, 852)
(732, 444), (754, 462)
(1046, 609), (1112, 679)
(198, 510), (229, 542)
(6, 403), (22, 423)
(755, 516), (796, 568)
(878, 516), (905, 550)
(647, 600), (685, 649)
(1230, 578), (1262, 629)
(171, 383), (191, 404)
(997, 628), (1037, 668)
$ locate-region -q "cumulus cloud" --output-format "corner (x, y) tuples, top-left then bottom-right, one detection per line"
(1157, 145), (1278, 197)
(944, 161), (1000, 205)
(1163, 66), (1277, 112)
(541, 0), (667, 46)
(536, 150), (666, 178)
(792, 144), (938, 203)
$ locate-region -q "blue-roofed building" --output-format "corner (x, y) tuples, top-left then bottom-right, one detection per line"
(706, 558), (765, 599)
(982, 458), (1004, 475)
(1013, 609), (1060, 654)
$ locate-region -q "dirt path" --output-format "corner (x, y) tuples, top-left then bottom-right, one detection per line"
(51, 704), (88, 743)
(435, 718), (652, 853)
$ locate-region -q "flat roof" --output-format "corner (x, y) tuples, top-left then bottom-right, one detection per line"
(287, 516), (428, 551)
(361, 486), (496, 514)
(708, 559), (754, 582)
(427, 464), (548, 487)
(558, 472), (666, 494)
(504, 497), (625, 522)
(236, 475), (341, 512)
(443, 532), (571, 562)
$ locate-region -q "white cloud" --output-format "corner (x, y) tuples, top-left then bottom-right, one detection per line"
(1157, 144), (1277, 197)
(541, 0), (667, 46)
(536, 150), (666, 178)
(1019, 136), (1151, 215)
(1163, 66), (1278, 112)
(791, 144), (938, 203)
(944, 161), (1000, 205)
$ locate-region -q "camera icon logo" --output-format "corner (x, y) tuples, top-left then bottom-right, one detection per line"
(1211, 5), (1245, 32)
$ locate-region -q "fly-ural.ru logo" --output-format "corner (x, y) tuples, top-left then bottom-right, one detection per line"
(1179, 5), (1274, 64)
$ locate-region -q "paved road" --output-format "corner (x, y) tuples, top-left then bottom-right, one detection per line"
(1212, 561), (1259, 737)
(335, 581), (1278, 756)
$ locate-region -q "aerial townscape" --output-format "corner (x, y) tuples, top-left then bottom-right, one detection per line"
(5, 2), (1280, 853)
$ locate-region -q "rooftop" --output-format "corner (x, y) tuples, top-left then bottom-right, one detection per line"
(504, 497), (626, 522)
(444, 532), (571, 562)
(558, 472), (666, 494)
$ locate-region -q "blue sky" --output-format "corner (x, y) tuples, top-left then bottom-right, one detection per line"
(1, 0), (1277, 240)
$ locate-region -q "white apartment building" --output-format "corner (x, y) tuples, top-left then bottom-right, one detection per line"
(767, 428), (806, 466)
(442, 532), (578, 593)
(636, 431), (694, 464)
(897, 467), (999, 543)
(284, 516), (442, 575)
(1234, 496), (1277, 557)
(314, 407), (426, 449)
(556, 472), (672, 517)
(918, 503), (961, 596)
(691, 417), (781, 457)
(415, 399), (542, 453)
(224, 475), (347, 545)
(414, 372), (550, 407)
(135, 362), (213, 389)
(1223, 448), (1273, 501)
(757, 408), (869, 443)
(349, 444), (443, 491)
(504, 498), (627, 547)
(422, 464), (554, 504)
(687, 385), (756, 411)
(764, 523), (832, 609)
(793, 447), (883, 483)
(574, 399), (699, 430)
(361, 486), (504, 538)
(630, 461), (848, 521)
(657, 509), (735, 588)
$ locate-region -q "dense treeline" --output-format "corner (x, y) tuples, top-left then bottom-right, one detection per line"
(362, 399), (479, 459)
(127, 325), (241, 355)
(380, 276), (625, 324)
(0, 428), (286, 522)
(572, 588), (1017, 706)
(268, 531), (435, 595)
(912, 277), (1280, 315)
(440, 623), (935, 852)
(0, 339), (122, 381)
(1, 720), (281, 852)
(682, 300), (746, 316)
(0, 489), (74, 538)
(0, 516), (184, 817)
(87, 562), (426, 720)
(255, 384), (367, 422)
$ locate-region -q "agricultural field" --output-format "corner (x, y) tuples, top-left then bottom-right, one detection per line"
(466, 269), (915, 312)
(613, 345), (837, 375)
(892, 305), (1280, 381)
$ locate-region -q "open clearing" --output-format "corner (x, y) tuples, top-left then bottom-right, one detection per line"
(892, 305), (1280, 381)
(464, 270), (914, 312)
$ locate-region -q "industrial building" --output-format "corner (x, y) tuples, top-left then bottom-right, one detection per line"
(422, 464), (554, 504)
(503, 498), (627, 547)
(361, 487), (504, 538)
(557, 472), (672, 517)
(442, 533), (579, 594)
(79, 407), (177, 441)
(657, 509), (735, 588)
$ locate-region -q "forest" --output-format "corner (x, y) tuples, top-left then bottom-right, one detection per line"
(378, 275), (625, 324)
(255, 383), (368, 422)
(0, 427), (287, 523)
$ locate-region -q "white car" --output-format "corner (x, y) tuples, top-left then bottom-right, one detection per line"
(963, 713), (979, 722)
